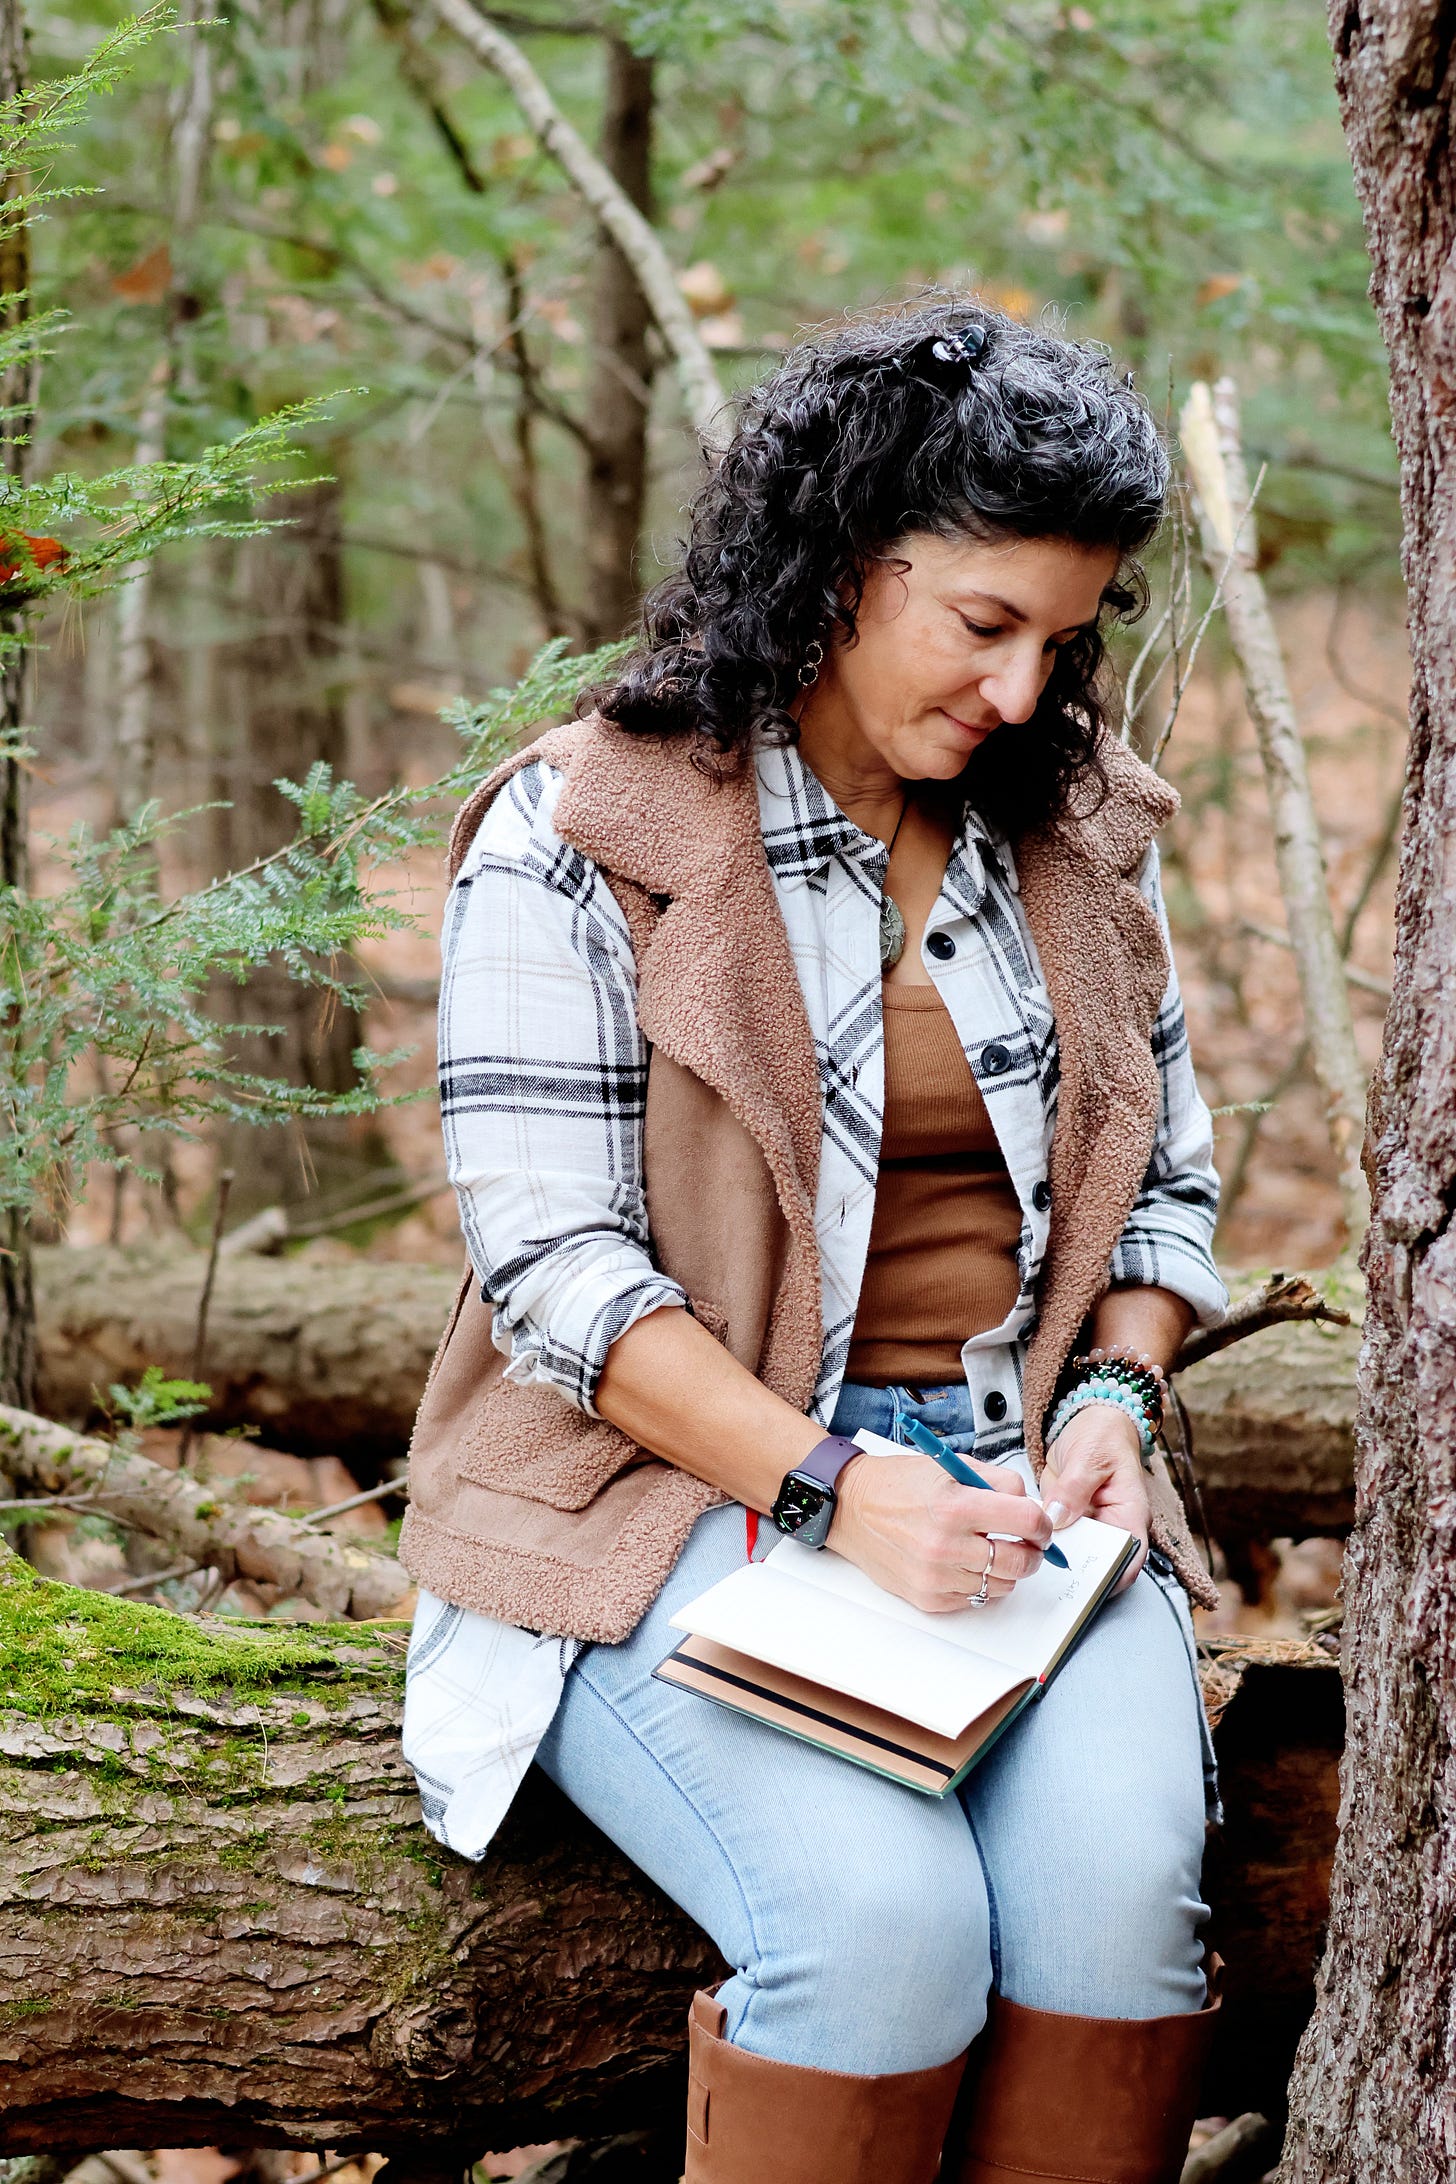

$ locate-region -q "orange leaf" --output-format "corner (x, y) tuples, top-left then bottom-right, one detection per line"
(111, 244), (173, 304)
(0, 532), (69, 592)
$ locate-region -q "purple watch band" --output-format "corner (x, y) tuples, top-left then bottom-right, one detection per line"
(794, 1434), (861, 1491)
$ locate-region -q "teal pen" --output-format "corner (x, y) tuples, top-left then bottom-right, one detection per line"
(901, 1415), (1070, 1570)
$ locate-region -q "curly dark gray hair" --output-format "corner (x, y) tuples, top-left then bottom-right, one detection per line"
(584, 295), (1169, 835)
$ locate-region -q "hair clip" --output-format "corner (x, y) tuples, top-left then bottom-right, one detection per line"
(929, 324), (990, 369)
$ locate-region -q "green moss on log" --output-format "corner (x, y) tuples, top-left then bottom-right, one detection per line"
(0, 1544), (408, 1719)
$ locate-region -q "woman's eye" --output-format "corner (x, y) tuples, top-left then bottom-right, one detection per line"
(960, 618), (999, 639)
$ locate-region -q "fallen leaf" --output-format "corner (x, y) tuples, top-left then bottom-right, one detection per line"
(111, 243), (172, 304)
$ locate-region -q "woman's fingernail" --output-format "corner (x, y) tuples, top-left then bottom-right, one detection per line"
(1045, 1499), (1069, 1530)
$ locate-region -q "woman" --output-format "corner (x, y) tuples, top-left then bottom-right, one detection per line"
(400, 300), (1227, 2184)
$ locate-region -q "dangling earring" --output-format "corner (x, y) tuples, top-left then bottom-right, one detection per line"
(798, 639), (825, 689)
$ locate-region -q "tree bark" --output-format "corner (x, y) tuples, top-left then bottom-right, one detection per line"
(1280, 9), (1456, 2181)
(210, 474), (388, 1220)
(0, 1541), (1338, 2154)
(32, 1246), (1361, 1545)
(581, 38), (655, 646)
(0, 0), (36, 1416)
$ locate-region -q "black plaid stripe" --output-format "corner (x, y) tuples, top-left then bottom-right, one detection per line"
(440, 1054), (647, 1121)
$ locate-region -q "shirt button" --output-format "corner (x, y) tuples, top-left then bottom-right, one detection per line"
(926, 932), (956, 961)
(1032, 1180), (1052, 1212)
(980, 1041), (1011, 1076)
(984, 1390), (1008, 1422)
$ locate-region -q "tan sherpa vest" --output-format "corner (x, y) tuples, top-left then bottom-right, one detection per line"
(399, 717), (1219, 1639)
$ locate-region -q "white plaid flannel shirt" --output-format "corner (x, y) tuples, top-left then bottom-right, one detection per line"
(404, 741), (1226, 1858)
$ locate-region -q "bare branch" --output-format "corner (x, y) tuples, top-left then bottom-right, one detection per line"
(301, 1473), (408, 1527)
(423, 0), (726, 440)
(0, 1405), (410, 1619)
(1181, 378), (1371, 1244)
(1175, 1270), (1353, 1374)
(1241, 920), (1391, 1000)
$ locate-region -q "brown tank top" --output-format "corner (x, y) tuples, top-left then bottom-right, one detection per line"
(846, 984), (1024, 1388)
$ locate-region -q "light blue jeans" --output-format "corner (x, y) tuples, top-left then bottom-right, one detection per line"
(535, 1382), (1214, 2075)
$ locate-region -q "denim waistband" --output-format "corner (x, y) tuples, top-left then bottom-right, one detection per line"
(829, 1379), (979, 1453)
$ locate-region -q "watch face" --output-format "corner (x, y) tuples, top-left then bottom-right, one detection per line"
(775, 1476), (831, 1533)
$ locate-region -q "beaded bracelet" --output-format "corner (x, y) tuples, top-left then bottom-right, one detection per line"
(1045, 1378), (1156, 1464)
(1066, 1345), (1167, 1436)
(1047, 1378), (1160, 1453)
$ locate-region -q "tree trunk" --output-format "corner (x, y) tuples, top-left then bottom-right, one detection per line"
(32, 1247), (1361, 1545)
(210, 474), (388, 1220)
(0, 1541), (1337, 2155)
(581, 37), (656, 646)
(0, 0), (36, 1415)
(1280, 9), (1456, 2181)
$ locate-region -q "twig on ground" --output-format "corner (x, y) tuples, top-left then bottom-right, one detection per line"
(301, 1474), (409, 1526)
(100, 1557), (205, 1597)
(219, 1203), (291, 1257)
(288, 1175), (450, 1240)
(1175, 1271), (1352, 1373)
(1179, 2111), (1279, 2183)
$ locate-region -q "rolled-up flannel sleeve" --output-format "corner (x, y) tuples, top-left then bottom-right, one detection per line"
(438, 762), (687, 1414)
(1106, 844), (1228, 1326)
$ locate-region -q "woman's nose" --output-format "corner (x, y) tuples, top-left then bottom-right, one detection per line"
(979, 652), (1047, 726)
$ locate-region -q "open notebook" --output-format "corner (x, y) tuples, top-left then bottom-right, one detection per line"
(654, 1429), (1137, 1795)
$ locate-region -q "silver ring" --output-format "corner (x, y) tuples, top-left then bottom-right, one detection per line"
(966, 1540), (995, 1608)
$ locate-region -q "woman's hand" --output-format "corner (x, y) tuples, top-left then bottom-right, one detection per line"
(1040, 1404), (1150, 1590)
(829, 1453), (1052, 1614)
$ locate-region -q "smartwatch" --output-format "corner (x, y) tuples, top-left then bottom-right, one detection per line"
(770, 1434), (862, 1550)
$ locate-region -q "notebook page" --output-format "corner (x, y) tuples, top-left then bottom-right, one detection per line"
(669, 1561), (1027, 1738)
(763, 1511), (1133, 1680)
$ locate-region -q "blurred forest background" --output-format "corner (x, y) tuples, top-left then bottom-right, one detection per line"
(26, 0), (1403, 1267)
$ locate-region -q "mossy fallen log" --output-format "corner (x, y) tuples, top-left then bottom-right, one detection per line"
(0, 1541), (1340, 2156)
(0, 1544), (719, 2157)
(35, 1247), (1359, 1550)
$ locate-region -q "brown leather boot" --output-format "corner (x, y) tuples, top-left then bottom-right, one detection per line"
(683, 1986), (968, 2183)
(950, 1968), (1221, 2184)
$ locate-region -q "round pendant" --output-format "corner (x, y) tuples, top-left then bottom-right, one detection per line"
(879, 893), (907, 971)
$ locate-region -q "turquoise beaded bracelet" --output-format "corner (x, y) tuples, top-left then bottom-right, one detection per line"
(1045, 1377), (1155, 1463)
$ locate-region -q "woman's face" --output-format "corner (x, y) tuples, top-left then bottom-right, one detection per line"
(803, 531), (1121, 784)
